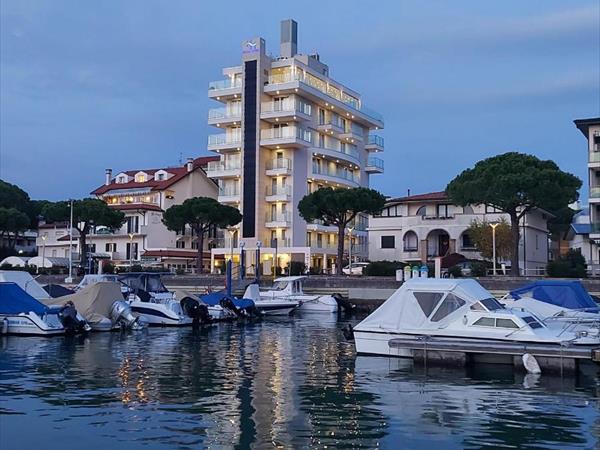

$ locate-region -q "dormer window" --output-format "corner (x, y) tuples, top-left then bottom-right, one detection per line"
(134, 172), (147, 183)
(154, 170), (169, 181)
(117, 176), (127, 184)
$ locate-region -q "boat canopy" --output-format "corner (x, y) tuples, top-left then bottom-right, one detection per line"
(0, 282), (51, 315)
(43, 282), (124, 324)
(509, 280), (599, 312)
(0, 270), (51, 300)
(355, 278), (495, 332)
(273, 276), (307, 283)
(119, 273), (169, 293)
(201, 291), (255, 310)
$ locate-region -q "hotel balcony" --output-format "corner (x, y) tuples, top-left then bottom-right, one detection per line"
(306, 219), (337, 232)
(365, 135), (384, 152)
(208, 78), (242, 101)
(206, 160), (241, 178)
(265, 185), (291, 202)
(260, 100), (312, 123)
(207, 133), (242, 152)
(591, 222), (600, 239)
(365, 156), (384, 174)
(260, 126), (313, 148)
(317, 120), (345, 136)
(265, 158), (293, 176)
(590, 187), (600, 203)
(339, 124), (364, 142)
(264, 72), (384, 130)
(311, 145), (360, 166)
(265, 212), (292, 228)
(311, 166), (360, 187)
(218, 187), (241, 204)
(589, 151), (600, 168)
(208, 107), (242, 126)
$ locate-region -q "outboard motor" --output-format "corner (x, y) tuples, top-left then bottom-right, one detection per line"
(220, 297), (243, 318)
(332, 293), (356, 312)
(110, 300), (143, 330)
(180, 297), (210, 324)
(58, 301), (88, 334)
(342, 324), (354, 341)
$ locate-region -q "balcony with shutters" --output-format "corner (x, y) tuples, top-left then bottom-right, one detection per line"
(260, 126), (313, 148)
(265, 185), (291, 202)
(365, 156), (384, 174)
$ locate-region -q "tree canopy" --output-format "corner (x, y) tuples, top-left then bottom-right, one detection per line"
(446, 152), (581, 275)
(162, 197), (242, 273)
(42, 198), (126, 265)
(298, 187), (385, 275)
(466, 219), (512, 261)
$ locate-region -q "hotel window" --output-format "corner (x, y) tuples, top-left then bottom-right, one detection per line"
(176, 240), (185, 249)
(157, 173), (165, 181)
(318, 133), (325, 148)
(306, 232), (311, 246)
(318, 108), (326, 125)
(317, 233), (323, 248)
(135, 174), (146, 182)
(403, 231), (418, 251)
(462, 233), (475, 250)
(381, 236), (395, 249)
(117, 176), (127, 184)
(126, 216), (139, 234)
(415, 206), (427, 217)
(485, 204), (502, 213)
(105, 243), (117, 252)
(126, 242), (138, 260)
(437, 204), (451, 218)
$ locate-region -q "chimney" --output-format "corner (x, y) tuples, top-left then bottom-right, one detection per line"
(105, 169), (112, 185)
(280, 19), (297, 58)
(186, 158), (194, 172)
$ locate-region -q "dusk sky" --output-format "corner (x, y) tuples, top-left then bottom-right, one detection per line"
(1, 0), (599, 201)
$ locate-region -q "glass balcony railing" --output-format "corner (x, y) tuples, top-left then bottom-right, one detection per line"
(367, 157), (384, 170)
(312, 166), (359, 183)
(315, 143), (359, 160)
(591, 223), (600, 233)
(261, 100), (312, 116)
(208, 79), (242, 91)
(267, 72), (383, 123)
(260, 126), (313, 143)
(207, 160), (241, 172)
(218, 187), (240, 197)
(208, 107), (241, 121)
(265, 212), (291, 223)
(591, 187), (600, 198)
(265, 185), (291, 196)
(367, 135), (385, 147)
(208, 134), (241, 146)
(590, 152), (600, 163)
(266, 158), (292, 171)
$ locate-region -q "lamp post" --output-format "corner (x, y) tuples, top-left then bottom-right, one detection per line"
(490, 222), (499, 276)
(256, 240), (262, 282)
(40, 234), (47, 274)
(65, 199), (74, 283)
(128, 233), (135, 270)
(228, 228), (236, 263)
(347, 226), (354, 272)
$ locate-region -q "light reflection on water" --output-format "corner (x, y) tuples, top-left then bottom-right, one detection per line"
(0, 313), (599, 450)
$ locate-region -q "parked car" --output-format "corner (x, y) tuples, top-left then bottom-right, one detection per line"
(342, 262), (369, 276)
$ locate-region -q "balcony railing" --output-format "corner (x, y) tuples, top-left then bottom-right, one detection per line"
(591, 223), (600, 233)
(590, 152), (600, 163)
(265, 212), (292, 223)
(367, 156), (384, 170)
(208, 134), (241, 147)
(591, 187), (600, 198)
(266, 185), (291, 196)
(267, 72), (383, 123)
(261, 99), (311, 116)
(312, 166), (359, 183)
(218, 187), (240, 197)
(260, 126), (313, 143)
(208, 79), (242, 91)
(266, 158), (292, 171)
(368, 135), (384, 147)
(314, 142), (359, 160)
(208, 160), (241, 171)
(269, 238), (292, 247)
(208, 107), (241, 121)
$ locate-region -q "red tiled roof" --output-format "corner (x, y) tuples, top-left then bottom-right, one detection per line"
(109, 204), (163, 212)
(142, 250), (210, 259)
(389, 191), (448, 203)
(91, 156), (219, 195)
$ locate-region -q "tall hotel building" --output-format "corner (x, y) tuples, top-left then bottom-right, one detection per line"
(575, 117), (600, 237)
(207, 20), (384, 274)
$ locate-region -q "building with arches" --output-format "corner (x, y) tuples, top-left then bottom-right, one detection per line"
(368, 191), (551, 275)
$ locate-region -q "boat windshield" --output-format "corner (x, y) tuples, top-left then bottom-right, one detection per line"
(523, 316), (543, 329)
(479, 298), (505, 311)
(271, 281), (289, 291)
(145, 275), (168, 293)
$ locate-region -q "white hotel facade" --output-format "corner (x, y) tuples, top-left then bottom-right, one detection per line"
(206, 20), (384, 274)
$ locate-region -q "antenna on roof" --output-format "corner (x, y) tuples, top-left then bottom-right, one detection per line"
(407, 189), (411, 197)
(178, 152), (183, 166)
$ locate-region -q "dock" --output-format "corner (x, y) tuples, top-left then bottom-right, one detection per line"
(388, 336), (600, 373)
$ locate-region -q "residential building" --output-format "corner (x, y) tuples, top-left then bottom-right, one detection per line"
(38, 156), (219, 272)
(368, 191), (551, 275)
(1, 230), (37, 254)
(566, 206), (600, 275)
(207, 19), (384, 274)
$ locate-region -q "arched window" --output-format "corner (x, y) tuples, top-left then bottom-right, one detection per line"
(415, 205), (426, 217)
(463, 205), (474, 215)
(403, 231), (418, 251)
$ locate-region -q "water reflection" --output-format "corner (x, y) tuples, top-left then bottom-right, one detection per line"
(0, 314), (599, 450)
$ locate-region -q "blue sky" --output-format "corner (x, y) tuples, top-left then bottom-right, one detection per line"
(1, 0), (599, 201)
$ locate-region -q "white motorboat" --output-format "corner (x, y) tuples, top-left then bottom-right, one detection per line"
(251, 276), (338, 314)
(243, 283), (299, 316)
(502, 280), (600, 337)
(353, 278), (600, 358)
(119, 272), (206, 326)
(0, 282), (67, 336)
(43, 281), (143, 331)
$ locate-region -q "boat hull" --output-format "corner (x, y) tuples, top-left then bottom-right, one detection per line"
(0, 313), (65, 336)
(254, 301), (298, 316)
(297, 296), (338, 313)
(130, 303), (191, 326)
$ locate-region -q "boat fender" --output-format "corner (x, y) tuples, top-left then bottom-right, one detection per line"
(342, 324), (354, 341)
(1, 317), (8, 334)
(522, 353), (541, 374)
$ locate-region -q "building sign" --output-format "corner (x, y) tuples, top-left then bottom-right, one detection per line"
(242, 39), (259, 54)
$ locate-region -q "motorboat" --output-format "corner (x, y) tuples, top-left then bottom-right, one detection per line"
(0, 282), (78, 336)
(353, 278), (600, 358)
(243, 283), (299, 316)
(42, 282), (144, 331)
(502, 280), (600, 336)
(249, 276), (338, 314)
(119, 272), (205, 326)
(75, 274), (120, 291)
(200, 291), (257, 319)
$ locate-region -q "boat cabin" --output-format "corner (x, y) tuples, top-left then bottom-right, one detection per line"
(269, 276), (307, 295)
(118, 272), (170, 294)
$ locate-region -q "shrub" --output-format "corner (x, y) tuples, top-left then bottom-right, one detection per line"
(470, 262), (488, 277)
(308, 266), (322, 275)
(364, 260), (405, 277)
(103, 262), (116, 274)
(175, 268), (185, 275)
(547, 249), (587, 278)
(288, 261), (306, 276)
(448, 265), (463, 278)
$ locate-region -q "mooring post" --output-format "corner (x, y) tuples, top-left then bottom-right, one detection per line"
(226, 259), (232, 297)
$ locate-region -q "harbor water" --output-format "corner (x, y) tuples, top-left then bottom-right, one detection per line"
(1, 313), (599, 449)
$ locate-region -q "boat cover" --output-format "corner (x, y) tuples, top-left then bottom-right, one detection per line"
(0, 282), (52, 315)
(201, 291), (255, 310)
(0, 271), (51, 300)
(509, 280), (599, 312)
(42, 282), (123, 325)
(355, 278), (494, 332)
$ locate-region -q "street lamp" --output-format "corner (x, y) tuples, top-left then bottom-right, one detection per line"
(40, 234), (47, 274)
(128, 233), (135, 270)
(347, 226), (354, 272)
(65, 199), (74, 283)
(490, 222), (499, 276)
(228, 228), (237, 262)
